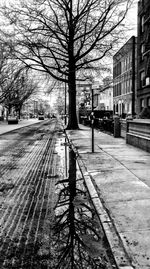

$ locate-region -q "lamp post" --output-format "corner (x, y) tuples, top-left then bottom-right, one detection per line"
(64, 78), (67, 125)
(85, 76), (95, 153)
(91, 86), (95, 153)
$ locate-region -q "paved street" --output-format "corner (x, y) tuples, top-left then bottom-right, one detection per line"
(0, 119), (116, 269)
(67, 124), (150, 269)
(0, 119), (60, 268)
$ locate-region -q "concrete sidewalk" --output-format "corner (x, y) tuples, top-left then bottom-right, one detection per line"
(0, 118), (41, 135)
(67, 124), (150, 269)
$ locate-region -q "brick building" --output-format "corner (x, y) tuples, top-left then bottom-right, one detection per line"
(113, 36), (137, 117)
(137, 0), (150, 113)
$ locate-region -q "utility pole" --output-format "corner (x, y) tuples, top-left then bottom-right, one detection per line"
(65, 79), (67, 125)
(86, 76), (95, 153)
(91, 87), (94, 153)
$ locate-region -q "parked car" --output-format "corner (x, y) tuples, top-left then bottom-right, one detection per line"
(8, 115), (18, 124)
(38, 113), (45, 120)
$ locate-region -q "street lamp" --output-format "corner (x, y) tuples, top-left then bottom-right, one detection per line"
(85, 76), (95, 153)
(90, 86), (95, 153)
(65, 78), (67, 125)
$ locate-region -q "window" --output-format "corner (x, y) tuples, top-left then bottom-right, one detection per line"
(125, 80), (128, 93)
(147, 97), (150, 108)
(146, 77), (150, 85)
(122, 81), (125, 95)
(128, 79), (130, 92)
(113, 104), (115, 113)
(140, 44), (145, 60)
(127, 56), (130, 69)
(125, 58), (127, 71)
(140, 71), (146, 87)
(129, 53), (132, 68)
(127, 80), (129, 92)
(141, 15), (145, 33)
(113, 86), (115, 97)
(116, 104), (118, 112)
(141, 99), (144, 110)
(130, 79), (132, 91)
(121, 61), (124, 73)
(118, 83), (121, 96)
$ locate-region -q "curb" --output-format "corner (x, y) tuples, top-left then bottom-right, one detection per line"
(67, 135), (135, 269)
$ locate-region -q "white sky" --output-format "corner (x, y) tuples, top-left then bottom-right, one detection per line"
(0, 0), (139, 103)
(124, 0), (138, 36)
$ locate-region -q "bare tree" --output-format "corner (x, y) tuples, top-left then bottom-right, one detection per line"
(4, 70), (38, 118)
(0, 0), (133, 129)
(0, 46), (38, 117)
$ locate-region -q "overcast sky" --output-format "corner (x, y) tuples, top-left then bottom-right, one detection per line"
(125, 0), (138, 36)
(0, 0), (139, 85)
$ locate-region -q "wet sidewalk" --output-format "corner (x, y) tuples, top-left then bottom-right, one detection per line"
(66, 124), (150, 269)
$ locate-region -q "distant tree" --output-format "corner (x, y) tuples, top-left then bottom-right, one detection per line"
(4, 70), (38, 118)
(0, 45), (38, 117)
(0, 0), (133, 129)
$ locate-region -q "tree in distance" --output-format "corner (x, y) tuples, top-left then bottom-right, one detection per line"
(0, 43), (38, 118)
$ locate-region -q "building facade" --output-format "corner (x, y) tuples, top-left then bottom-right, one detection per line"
(77, 82), (92, 109)
(113, 36), (137, 117)
(97, 79), (113, 111)
(137, 0), (150, 113)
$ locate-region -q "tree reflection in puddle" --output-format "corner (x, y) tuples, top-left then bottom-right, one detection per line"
(52, 148), (115, 269)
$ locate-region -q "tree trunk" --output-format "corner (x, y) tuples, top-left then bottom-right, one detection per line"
(66, 70), (79, 130)
(8, 105), (11, 115)
(18, 108), (21, 119)
(66, 5), (79, 130)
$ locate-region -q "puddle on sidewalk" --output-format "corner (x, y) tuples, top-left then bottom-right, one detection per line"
(51, 137), (117, 269)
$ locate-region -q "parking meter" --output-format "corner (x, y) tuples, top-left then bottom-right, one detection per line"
(90, 112), (95, 152)
(90, 112), (95, 125)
